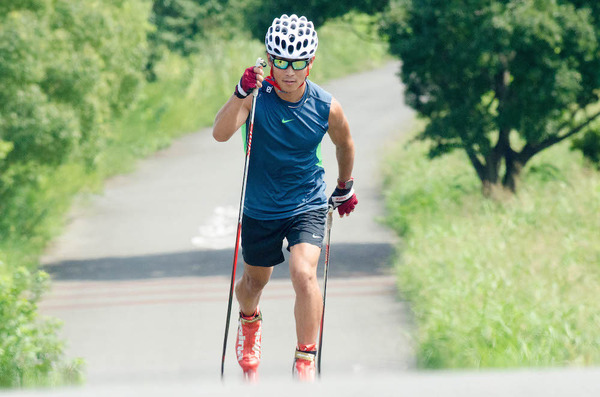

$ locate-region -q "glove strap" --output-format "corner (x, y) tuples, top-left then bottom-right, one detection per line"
(331, 187), (355, 203)
(337, 177), (354, 190)
(234, 81), (249, 99)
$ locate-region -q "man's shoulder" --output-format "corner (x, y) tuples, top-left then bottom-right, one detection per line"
(306, 80), (332, 105)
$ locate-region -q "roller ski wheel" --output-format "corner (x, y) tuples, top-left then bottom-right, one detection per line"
(243, 368), (259, 382)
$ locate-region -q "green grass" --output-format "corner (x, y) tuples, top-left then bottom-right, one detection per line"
(383, 130), (600, 368)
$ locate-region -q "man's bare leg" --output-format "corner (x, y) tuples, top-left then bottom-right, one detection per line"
(289, 242), (322, 380)
(235, 263), (273, 315)
(289, 243), (323, 346)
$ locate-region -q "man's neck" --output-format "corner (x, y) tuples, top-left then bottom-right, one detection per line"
(275, 81), (307, 103)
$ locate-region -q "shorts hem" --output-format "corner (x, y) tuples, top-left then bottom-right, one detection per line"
(287, 239), (323, 251)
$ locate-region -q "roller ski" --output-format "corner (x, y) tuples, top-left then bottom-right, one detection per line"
(236, 310), (262, 382)
(292, 345), (317, 382)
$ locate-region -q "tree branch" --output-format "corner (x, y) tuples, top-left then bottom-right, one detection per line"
(465, 144), (486, 182)
(519, 109), (600, 164)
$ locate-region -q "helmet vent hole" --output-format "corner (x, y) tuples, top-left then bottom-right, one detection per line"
(275, 36), (280, 45)
(289, 34), (295, 43)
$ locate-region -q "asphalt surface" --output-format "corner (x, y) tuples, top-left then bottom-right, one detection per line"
(36, 62), (416, 389)
(8, 61), (594, 397)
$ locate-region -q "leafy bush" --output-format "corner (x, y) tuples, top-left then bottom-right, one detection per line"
(0, 265), (83, 387)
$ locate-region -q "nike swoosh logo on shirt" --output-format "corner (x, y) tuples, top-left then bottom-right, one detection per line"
(282, 118), (295, 124)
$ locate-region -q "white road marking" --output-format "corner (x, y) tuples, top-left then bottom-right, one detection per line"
(191, 206), (238, 249)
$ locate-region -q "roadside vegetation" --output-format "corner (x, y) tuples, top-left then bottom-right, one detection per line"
(380, 0), (600, 369)
(0, 0), (388, 388)
(383, 129), (600, 368)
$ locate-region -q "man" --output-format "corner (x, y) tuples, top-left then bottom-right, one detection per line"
(213, 14), (358, 381)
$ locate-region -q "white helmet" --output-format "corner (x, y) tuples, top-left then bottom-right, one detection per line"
(265, 14), (318, 60)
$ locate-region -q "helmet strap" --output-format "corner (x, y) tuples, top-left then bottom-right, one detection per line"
(266, 71), (283, 92)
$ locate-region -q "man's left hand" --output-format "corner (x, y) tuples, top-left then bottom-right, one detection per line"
(328, 178), (358, 217)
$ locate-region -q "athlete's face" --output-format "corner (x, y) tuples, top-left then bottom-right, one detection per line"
(268, 56), (314, 93)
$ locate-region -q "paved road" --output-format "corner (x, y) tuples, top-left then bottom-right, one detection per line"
(39, 62), (416, 386)
(21, 62), (600, 397)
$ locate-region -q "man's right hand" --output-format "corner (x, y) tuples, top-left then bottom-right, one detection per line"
(235, 66), (264, 99)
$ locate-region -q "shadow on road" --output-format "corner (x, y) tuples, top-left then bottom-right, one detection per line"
(43, 243), (397, 282)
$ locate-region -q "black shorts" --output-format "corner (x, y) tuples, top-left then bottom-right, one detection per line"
(241, 208), (328, 267)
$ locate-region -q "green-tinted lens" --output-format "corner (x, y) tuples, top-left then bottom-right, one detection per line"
(291, 60), (309, 70)
(273, 58), (289, 69)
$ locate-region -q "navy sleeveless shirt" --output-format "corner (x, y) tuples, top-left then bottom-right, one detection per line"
(242, 79), (332, 220)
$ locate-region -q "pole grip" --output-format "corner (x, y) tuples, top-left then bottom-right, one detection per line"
(253, 58), (266, 97)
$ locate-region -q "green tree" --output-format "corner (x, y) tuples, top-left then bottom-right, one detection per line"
(149, 0), (239, 55)
(569, 0), (600, 167)
(0, 0), (149, 237)
(241, 0), (389, 42)
(145, 0), (242, 79)
(382, 0), (600, 195)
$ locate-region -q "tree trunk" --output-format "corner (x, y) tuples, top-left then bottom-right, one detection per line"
(503, 158), (523, 193)
(482, 180), (510, 199)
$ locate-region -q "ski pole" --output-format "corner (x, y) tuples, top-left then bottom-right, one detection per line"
(221, 57), (266, 380)
(317, 205), (334, 377)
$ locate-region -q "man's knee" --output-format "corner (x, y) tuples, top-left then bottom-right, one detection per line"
(239, 264), (272, 293)
(290, 264), (319, 296)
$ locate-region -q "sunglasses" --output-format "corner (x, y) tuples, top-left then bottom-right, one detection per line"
(270, 56), (310, 70)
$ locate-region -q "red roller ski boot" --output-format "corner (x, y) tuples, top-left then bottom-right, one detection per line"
(236, 309), (262, 381)
(292, 344), (317, 382)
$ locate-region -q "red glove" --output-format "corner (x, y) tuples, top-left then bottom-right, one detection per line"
(234, 66), (259, 98)
(328, 178), (358, 217)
